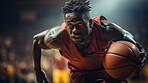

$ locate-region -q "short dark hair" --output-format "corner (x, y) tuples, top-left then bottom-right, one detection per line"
(62, 0), (91, 15)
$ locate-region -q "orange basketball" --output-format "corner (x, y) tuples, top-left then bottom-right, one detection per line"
(103, 41), (141, 80)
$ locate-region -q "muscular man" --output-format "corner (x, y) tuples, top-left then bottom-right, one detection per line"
(33, 0), (147, 83)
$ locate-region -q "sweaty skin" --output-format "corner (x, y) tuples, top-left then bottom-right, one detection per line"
(32, 12), (145, 83)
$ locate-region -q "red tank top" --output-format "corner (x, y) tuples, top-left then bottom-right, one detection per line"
(61, 16), (108, 70)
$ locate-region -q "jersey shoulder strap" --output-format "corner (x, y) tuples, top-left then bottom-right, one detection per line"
(92, 15), (107, 26)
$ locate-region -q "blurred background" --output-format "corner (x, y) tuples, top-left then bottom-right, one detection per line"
(0, 0), (148, 83)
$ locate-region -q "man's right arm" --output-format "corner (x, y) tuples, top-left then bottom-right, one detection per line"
(32, 25), (62, 83)
(33, 39), (49, 83)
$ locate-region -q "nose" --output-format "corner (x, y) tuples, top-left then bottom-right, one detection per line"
(72, 27), (80, 35)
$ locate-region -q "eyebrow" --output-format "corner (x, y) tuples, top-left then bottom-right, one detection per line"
(67, 21), (84, 25)
(67, 19), (83, 23)
(67, 20), (73, 23)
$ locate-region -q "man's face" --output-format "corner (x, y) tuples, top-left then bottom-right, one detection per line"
(65, 12), (92, 44)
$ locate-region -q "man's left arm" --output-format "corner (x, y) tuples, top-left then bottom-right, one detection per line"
(101, 20), (135, 43)
(101, 20), (147, 73)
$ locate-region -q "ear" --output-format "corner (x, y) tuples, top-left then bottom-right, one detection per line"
(89, 19), (93, 28)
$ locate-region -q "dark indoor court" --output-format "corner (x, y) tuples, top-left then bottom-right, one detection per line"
(0, 0), (148, 83)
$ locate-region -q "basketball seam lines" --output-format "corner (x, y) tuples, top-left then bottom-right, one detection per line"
(105, 64), (135, 70)
(106, 53), (140, 64)
(117, 42), (136, 61)
(117, 42), (141, 71)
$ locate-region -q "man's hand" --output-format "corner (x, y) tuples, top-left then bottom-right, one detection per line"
(135, 42), (147, 74)
(35, 69), (49, 83)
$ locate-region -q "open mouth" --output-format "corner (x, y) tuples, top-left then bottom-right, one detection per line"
(73, 37), (81, 39)
(72, 35), (81, 39)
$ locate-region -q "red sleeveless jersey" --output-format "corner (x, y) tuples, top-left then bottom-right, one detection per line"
(61, 16), (108, 70)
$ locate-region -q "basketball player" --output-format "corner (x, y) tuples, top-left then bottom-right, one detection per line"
(32, 0), (147, 83)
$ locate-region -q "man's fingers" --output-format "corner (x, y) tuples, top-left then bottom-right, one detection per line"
(140, 52), (145, 56)
(43, 80), (49, 83)
(135, 42), (142, 49)
(43, 80), (46, 83)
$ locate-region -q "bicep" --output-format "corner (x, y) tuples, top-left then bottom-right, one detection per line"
(101, 20), (136, 43)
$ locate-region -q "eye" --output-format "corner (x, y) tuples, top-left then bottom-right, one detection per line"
(68, 24), (73, 27)
(79, 22), (84, 26)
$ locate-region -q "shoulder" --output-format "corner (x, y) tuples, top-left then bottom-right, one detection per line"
(33, 25), (62, 41)
(92, 16), (107, 24)
(101, 20), (136, 43)
(44, 25), (63, 50)
(33, 24), (63, 50)
(45, 25), (62, 38)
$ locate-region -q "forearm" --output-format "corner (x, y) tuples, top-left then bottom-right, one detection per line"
(33, 39), (42, 71)
(32, 39), (50, 83)
(122, 29), (136, 44)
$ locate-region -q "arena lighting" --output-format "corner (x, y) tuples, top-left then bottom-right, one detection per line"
(90, 0), (142, 18)
(90, 0), (120, 17)
(89, 0), (144, 40)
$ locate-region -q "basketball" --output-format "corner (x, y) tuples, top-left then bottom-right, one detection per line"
(103, 41), (141, 80)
